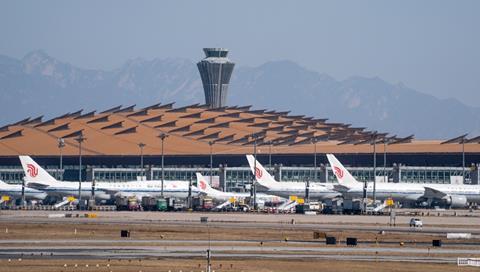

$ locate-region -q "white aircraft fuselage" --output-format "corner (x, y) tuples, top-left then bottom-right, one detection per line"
(28, 180), (199, 200)
(257, 182), (339, 200)
(0, 181), (47, 200)
(343, 182), (480, 203)
(326, 153), (480, 207)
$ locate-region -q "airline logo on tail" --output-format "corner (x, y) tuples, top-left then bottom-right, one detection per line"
(326, 154), (362, 189)
(27, 164), (38, 178)
(19, 155), (60, 186)
(245, 155), (280, 190)
(333, 166), (344, 179)
(255, 167), (263, 179)
(199, 179), (207, 190)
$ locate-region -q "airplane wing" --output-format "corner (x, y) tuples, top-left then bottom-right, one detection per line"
(255, 183), (270, 191)
(333, 184), (351, 193)
(99, 188), (121, 196)
(423, 186), (447, 199)
(26, 182), (50, 190)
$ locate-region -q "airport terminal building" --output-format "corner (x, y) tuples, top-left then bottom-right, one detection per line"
(0, 48), (479, 190)
(0, 102), (479, 189)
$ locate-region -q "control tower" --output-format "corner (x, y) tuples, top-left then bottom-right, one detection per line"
(197, 48), (235, 108)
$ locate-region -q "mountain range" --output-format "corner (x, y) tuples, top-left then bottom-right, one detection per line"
(0, 50), (478, 139)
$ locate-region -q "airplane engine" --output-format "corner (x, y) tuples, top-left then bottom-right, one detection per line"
(95, 191), (111, 201)
(418, 201), (429, 208)
(444, 195), (467, 208)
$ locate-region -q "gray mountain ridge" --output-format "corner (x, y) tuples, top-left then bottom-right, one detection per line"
(0, 50), (478, 139)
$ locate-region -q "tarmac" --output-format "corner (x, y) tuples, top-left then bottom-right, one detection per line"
(0, 210), (479, 265)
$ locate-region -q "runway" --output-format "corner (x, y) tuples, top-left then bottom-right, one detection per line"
(1, 210), (479, 225)
(1, 210), (480, 235)
(1, 210), (479, 267)
(0, 238), (479, 247)
(0, 244), (473, 263)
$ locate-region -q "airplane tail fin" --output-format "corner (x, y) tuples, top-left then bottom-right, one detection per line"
(246, 155), (279, 189)
(326, 154), (362, 188)
(19, 156), (59, 186)
(195, 172), (217, 195)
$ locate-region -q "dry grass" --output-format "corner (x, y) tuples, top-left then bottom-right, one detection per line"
(0, 258), (478, 272)
(0, 221), (479, 271)
(0, 222), (453, 243)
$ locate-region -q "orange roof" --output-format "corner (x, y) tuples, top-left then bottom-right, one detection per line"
(0, 103), (479, 157)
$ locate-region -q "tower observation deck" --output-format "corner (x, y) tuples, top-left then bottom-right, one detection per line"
(197, 48), (235, 108)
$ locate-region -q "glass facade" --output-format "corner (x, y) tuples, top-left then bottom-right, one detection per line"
(0, 165), (473, 187)
(0, 168), (63, 184)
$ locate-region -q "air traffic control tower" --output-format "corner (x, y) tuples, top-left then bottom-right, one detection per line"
(197, 48), (235, 108)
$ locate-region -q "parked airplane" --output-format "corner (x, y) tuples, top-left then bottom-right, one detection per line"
(326, 154), (480, 208)
(19, 156), (199, 201)
(246, 155), (340, 200)
(0, 180), (47, 201)
(195, 172), (285, 204)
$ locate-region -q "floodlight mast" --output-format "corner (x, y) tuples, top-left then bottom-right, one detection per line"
(159, 133), (168, 197)
(209, 141), (214, 189)
(75, 134), (86, 209)
(138, 142), (146, 179)
(58, 138), (65, 180)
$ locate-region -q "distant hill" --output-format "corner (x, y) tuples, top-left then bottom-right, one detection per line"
(1, 50), (478, 139)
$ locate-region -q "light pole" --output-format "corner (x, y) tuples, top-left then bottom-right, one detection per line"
(250, 134), (258, 210)
(75, 134), (86, 209)
(158, 133), (168, 197)
(383, 138), (388, 184)
(313, 138), (317, 182)
(462, 136), (466, 181)
(268, 141), (273, 174)
(21, 177), (25, 207)
(209, 141), (214, 187)
(138, 142), (146, 179)
(58, 138), (65, 180)
(308, 138), (317, 203)
(372, 132), (378, 204)
(91, 169), (96, 201)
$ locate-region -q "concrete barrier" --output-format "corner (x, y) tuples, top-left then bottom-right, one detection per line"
(47, 214), (66, 218)
(326, 236), (336, 245)
(346, 237), (357, 246)
(447, 233), (471, 239)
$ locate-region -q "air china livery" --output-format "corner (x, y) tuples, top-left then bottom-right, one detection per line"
(19, 156), (199, 201)
(246, 155), (339, 200)
(196, 172), (285, 204)
(0, 180), (47, 201)
(326, 154), (480, 208)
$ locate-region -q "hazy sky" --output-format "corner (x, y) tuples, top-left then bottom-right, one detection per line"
(1, 0), (479, 107)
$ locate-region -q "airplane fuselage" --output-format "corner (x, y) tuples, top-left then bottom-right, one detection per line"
(27, 180), (200, 200)
(258, 182), (340, 200)
(342, 182), (480, 203)
(207, 191), (285, 203)
(0, 184), (47, 200)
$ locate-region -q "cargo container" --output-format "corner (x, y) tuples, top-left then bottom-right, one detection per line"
(156, 198), (168, 211)
(323, 198), (343, 214)
(141, 196), (157, 211)
(343, 199), (362, 215)
(115, 196), (129, 211)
